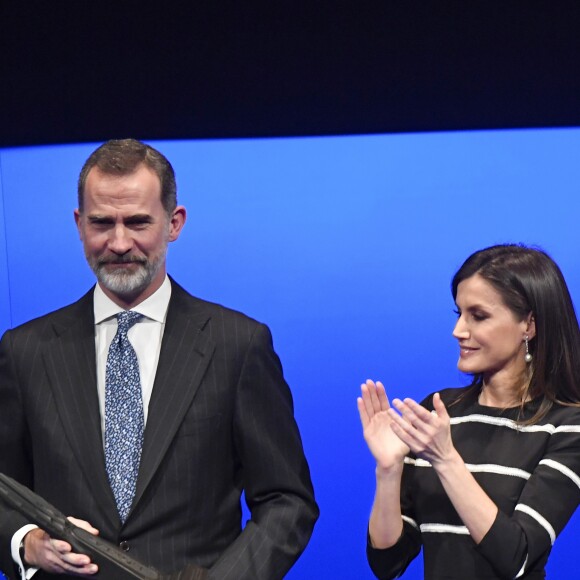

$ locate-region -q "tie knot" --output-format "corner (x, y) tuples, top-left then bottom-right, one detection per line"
(116, 311), (143, 334)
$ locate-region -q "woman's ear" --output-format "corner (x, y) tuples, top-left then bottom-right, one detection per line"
(525, 314), (536, 340)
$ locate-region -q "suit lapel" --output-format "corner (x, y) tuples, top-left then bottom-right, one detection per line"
(43, 290), (119, 528)
(132, 283), (215, 510)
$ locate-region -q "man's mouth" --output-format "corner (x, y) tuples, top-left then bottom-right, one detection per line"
(98, 257), (146, 266)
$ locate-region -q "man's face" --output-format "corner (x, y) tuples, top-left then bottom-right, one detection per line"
(74, 164), (185, 307)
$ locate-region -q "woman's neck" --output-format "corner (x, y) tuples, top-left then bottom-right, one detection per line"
(480, 371), (530, 408)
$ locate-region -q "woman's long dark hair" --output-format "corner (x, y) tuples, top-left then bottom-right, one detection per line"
(451, 244), (580, 424)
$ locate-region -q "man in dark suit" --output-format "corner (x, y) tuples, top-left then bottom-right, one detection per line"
(0, 139), (318, 579)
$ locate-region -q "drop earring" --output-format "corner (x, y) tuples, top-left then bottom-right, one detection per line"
(524, 335), (533, 363)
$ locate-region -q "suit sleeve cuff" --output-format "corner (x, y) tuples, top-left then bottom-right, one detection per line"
(11, 525), (40, 580)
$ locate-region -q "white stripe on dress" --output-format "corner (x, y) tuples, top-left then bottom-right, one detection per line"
(449, 414), (580, 435)
(420, 523), (470, 535)
(554, 425), (580, 434)
(465, 463), (531, 479)
(405, 457), (531, 479)
(404, 457), (429, 467)
(450, 415), (553, 433)
(401, 515), (419, 530)
(514, 555), (529, 579)
(539, 459), (580, 491)
(515, 504), (556, 544)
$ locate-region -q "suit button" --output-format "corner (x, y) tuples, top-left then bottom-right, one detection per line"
(119, 541), (130, 552)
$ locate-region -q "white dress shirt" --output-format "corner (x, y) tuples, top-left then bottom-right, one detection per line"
(94, 275), (171, 433)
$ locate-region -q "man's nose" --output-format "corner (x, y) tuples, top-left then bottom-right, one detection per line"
(108, 225), (133, 254)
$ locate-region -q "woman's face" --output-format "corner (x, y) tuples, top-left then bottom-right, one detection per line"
(452, 274), (534, 385)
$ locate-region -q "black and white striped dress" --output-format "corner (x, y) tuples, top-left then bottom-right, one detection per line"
(367, 387), (580, 579)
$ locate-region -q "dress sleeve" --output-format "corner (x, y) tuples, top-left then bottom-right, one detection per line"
(476, 413), (580, 578)
(366, 461), (422, 580)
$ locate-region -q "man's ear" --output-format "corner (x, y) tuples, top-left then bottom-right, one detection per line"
(168, 206), (186, 242)
(74, 209), (83, 240)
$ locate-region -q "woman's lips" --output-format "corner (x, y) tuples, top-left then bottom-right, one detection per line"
(459, 346), (479, 358)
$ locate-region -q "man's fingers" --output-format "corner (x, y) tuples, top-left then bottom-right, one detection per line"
(50, 539), (73, 554)
(24, 526), (98, 576)
(50, 549), (97, 576)
(60, 551), (92, 567)
(67, 516), (99, 536)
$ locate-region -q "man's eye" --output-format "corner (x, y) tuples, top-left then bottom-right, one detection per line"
(127, 220), (151, 229)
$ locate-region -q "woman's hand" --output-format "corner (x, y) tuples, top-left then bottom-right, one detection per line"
(388, 392), (455, 466)
(357, 380), (410, 469)
(388, 393), (500, 545)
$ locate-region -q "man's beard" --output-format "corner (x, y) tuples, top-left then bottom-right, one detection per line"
(88, 251), (166, 299)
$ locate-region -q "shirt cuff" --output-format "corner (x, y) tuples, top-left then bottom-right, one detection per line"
(11, 525), (40, 580)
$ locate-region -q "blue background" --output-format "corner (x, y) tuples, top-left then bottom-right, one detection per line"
(1, 128), (580, 578)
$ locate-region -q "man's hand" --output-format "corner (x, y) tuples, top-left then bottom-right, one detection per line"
(23, 517), (99, 576)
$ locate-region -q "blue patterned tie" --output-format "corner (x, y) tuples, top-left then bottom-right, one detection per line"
(105, 311), (144, 523)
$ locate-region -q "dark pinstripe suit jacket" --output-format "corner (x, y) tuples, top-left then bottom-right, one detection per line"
(0, 280), (318, 579)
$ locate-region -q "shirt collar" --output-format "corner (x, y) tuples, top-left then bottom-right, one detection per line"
(93, 275), (172, 324)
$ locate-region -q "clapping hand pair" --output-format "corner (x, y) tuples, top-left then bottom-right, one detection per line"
(357, 380), (454, 468)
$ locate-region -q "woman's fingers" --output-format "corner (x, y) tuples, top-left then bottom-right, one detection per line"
(387, 408), (418, 448)
(360, 379), (390, 417)
(375, 381), (391, 411)
(359, 382), (375, 421)
(357, 396), (370, 428)
(433, 392), (450, 420)
(387, 394), (454, 463)
(392, 398), (437, 432)
(366, 380), (383, 414)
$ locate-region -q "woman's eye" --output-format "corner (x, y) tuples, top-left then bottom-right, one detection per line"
(453, 308), (461, 318)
